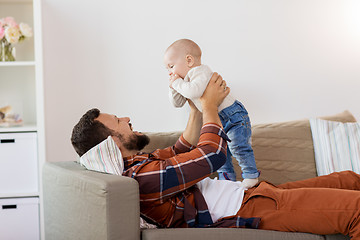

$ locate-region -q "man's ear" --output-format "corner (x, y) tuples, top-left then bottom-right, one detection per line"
(186, 54), (195, 68)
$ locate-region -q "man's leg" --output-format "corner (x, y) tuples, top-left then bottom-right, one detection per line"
(277, 170), (360, 190)
(238, 186), (360, 238)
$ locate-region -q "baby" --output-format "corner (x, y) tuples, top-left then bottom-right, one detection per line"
(164, 39), (259, 188)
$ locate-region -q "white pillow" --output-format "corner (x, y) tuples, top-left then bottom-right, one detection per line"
(80, 135), (124, 175)
(310, 119), (360, 176)
(79, 135), (157, 229)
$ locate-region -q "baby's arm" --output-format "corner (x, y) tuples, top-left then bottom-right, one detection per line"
(169, 88), (187, 108)
(168, 73), (187, 108)
(171, 70), (210, 100)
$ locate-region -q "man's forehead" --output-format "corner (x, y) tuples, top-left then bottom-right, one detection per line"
(96, 113), (111, 120)
(96, 113), (116, 126)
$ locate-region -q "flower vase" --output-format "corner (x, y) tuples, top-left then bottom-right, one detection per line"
(0, 41), (16, 61)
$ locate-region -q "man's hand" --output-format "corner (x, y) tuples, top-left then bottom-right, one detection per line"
(200, 73), (229, 108)
(200, 73), (230, 126)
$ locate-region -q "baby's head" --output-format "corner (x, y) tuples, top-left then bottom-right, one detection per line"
(164, 39), (202, 79)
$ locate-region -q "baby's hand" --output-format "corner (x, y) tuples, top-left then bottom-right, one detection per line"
(169, 73), (180, 89)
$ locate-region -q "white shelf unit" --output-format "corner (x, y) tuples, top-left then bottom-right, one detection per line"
(0, 192), (40, 198)
(0, 0), (45, 239)
(0, 61), (36, 66)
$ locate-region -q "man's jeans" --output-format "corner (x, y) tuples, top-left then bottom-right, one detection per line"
(218, 100), (260, 181)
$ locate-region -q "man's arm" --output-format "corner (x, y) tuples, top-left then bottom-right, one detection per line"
(182, 100), (202, 146)
(134, 73), (230, 201)
(144, 100), (202, 159)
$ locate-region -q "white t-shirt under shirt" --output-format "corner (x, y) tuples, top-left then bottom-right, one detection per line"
(196, 177), (245, 223)
(169, 64), (236, 112)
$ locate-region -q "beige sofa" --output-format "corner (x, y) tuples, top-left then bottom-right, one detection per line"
(43, 111), (356, 240)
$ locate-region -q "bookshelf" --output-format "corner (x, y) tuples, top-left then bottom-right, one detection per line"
(0, 0), (45, 239)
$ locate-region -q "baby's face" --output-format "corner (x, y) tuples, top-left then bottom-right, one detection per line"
(164, 49), (190, 79)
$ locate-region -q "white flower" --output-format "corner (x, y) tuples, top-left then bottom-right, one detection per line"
(5, 27), (20, 44)
(19, 23), (33, 38)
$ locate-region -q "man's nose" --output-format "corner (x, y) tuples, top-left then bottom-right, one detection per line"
(119, 117), (130, 122)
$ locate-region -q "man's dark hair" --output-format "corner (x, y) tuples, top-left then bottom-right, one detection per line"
(71, 108), (112, 156)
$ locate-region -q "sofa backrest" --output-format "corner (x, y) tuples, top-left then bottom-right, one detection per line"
(242, 110), (357, 185)
(143, 111), (357, 185)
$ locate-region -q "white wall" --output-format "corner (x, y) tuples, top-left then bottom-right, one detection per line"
(42, 0), (360, 162)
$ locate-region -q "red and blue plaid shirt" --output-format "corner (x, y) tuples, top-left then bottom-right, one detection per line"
(122, 123), (260, 228)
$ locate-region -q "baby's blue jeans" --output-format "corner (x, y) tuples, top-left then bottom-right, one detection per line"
(218, 100), (260, 181)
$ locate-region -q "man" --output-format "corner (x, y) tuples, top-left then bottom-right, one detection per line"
(71, 73), (360, 237)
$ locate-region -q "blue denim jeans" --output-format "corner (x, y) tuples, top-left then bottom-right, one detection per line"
(217, 100), (260, 181)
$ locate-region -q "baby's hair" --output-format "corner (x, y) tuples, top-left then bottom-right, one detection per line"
(167, 39), (202, 60)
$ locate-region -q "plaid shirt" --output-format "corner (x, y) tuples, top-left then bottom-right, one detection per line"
(122, 123), (260, 228)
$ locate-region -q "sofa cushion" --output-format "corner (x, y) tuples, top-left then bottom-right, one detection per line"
(310, 119), (360, 176)
(79, 135), (124, 175)
(236, 110), (357, 185)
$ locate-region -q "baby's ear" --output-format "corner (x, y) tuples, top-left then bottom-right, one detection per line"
(186, 54), (195, 67)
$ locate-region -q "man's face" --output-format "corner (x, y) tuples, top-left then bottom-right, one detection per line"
(95, 113), (149, 151)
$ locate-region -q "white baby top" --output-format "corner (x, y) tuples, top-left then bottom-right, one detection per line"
(169, 65), (236, 112)
(196, 177), (245, 223)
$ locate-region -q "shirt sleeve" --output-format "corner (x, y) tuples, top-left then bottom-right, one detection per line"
(148, 134), (195, 160)
(171, 69), (210, 99)
(134, 123), (229, 202)
(169, 88), (187, 108)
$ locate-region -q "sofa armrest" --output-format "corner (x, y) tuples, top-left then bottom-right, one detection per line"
(43, 161), (140, 240)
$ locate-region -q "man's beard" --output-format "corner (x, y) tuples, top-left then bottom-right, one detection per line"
(120, 133), (150, 151)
